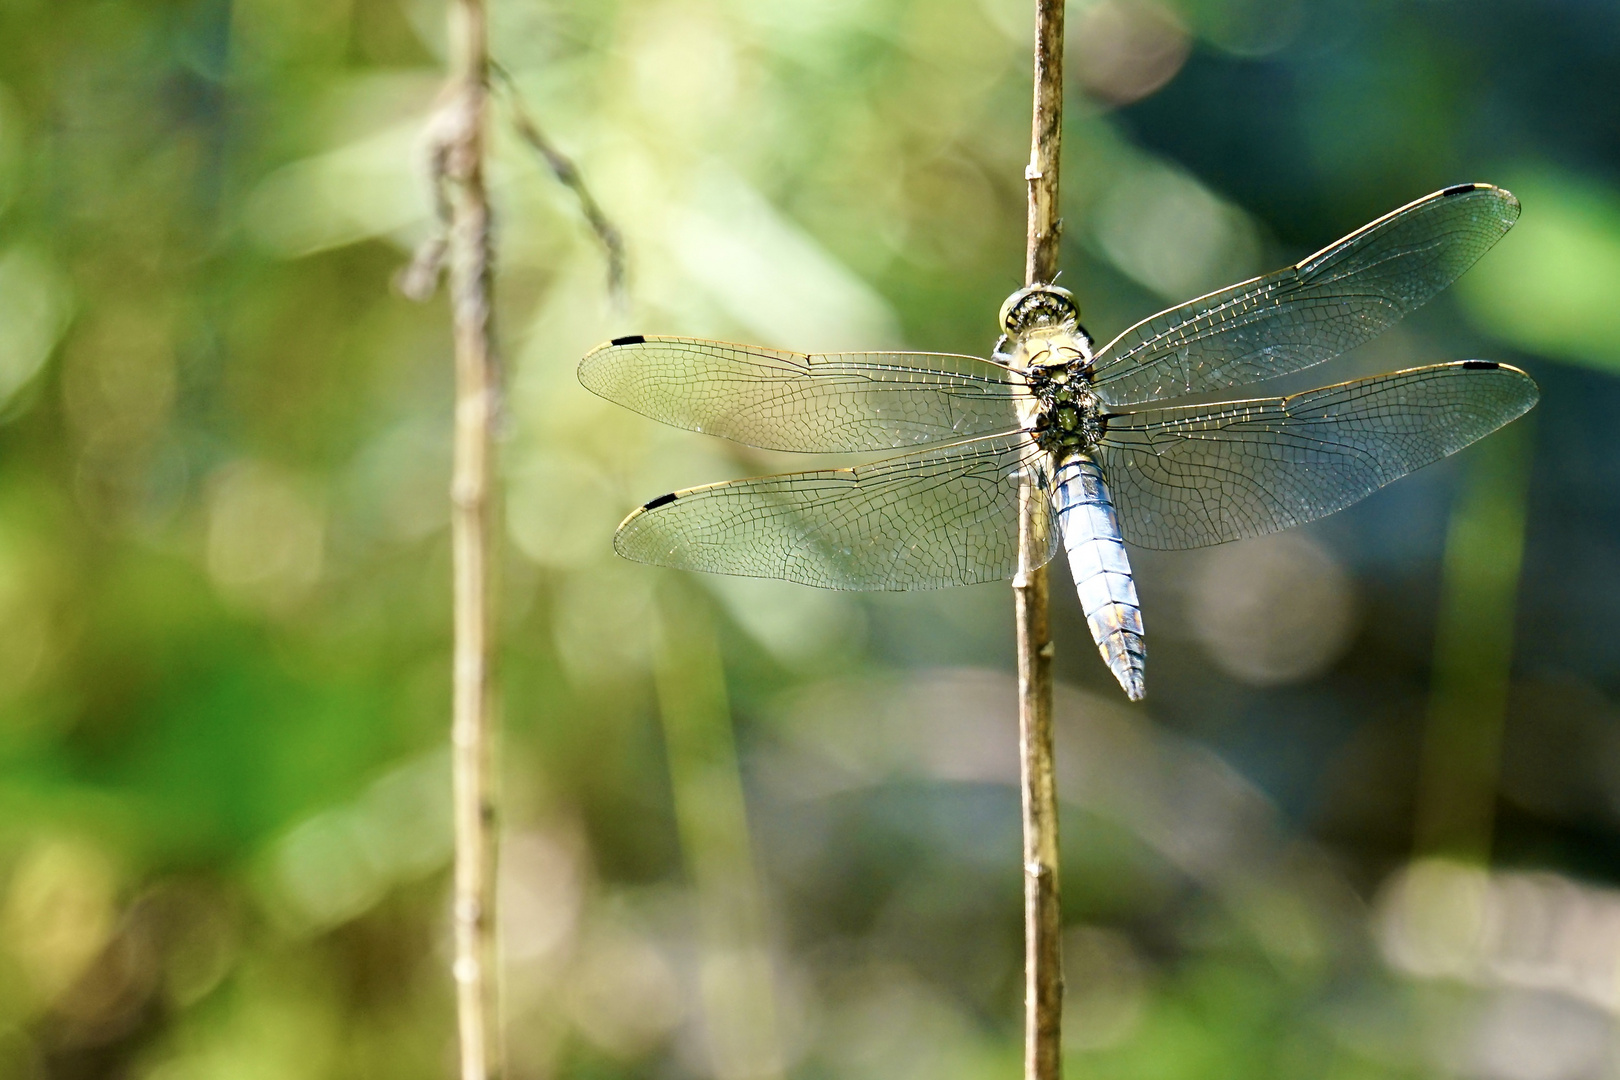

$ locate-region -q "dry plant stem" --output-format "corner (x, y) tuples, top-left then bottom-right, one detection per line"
(1018, 2), (1065, 1080)
(1025, 0), (1066, 286)
(1015, 503), (1061, 1080)
(445, 1), (503, 1079)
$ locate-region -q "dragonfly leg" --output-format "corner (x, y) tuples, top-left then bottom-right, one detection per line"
(1056, 454), (1146, 701)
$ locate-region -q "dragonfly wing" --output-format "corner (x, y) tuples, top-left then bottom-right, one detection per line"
(1089, 184), (1521, 406)
(615, 433), (1059, 590)
(579, 335), (1025, 452)
(1096, 361), (1539, 550)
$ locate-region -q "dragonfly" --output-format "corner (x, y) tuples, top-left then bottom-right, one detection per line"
(579, 183), (1538, 700)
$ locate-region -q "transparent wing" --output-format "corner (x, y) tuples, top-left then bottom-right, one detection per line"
(614, 433), (1058, 590)
(1089, 184), (1521, 406)
(1096, 361), (1539, 550)
(579, 335), (1025, 453)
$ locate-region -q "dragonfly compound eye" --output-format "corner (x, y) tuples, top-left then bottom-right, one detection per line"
(1000, 284), (1080, 335)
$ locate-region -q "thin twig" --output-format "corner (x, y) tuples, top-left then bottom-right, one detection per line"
(442, 2), (503, 1079)
(490, 62), (627, 305)
(399, 64), (627, 307)
(397, 128), (455, 301)
(1017, 2), (1065, 1080)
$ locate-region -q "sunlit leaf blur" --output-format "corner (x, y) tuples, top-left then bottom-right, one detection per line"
(0, 0), (1616, 1077)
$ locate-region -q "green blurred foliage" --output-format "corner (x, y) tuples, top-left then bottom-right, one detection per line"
(1457, 168), (1620, 373)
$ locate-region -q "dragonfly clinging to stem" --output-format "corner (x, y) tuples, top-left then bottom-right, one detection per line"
(579, 183), (1538, 700)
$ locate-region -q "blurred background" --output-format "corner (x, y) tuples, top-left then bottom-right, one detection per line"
(0, 0), (1618, 1077)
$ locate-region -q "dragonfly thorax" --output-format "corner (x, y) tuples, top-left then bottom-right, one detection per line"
(1027, 363), (1106, 454)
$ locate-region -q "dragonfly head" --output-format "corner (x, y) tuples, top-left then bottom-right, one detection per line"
(1000, 284), (1093, 373)
(1001, 284), (1080, 336)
